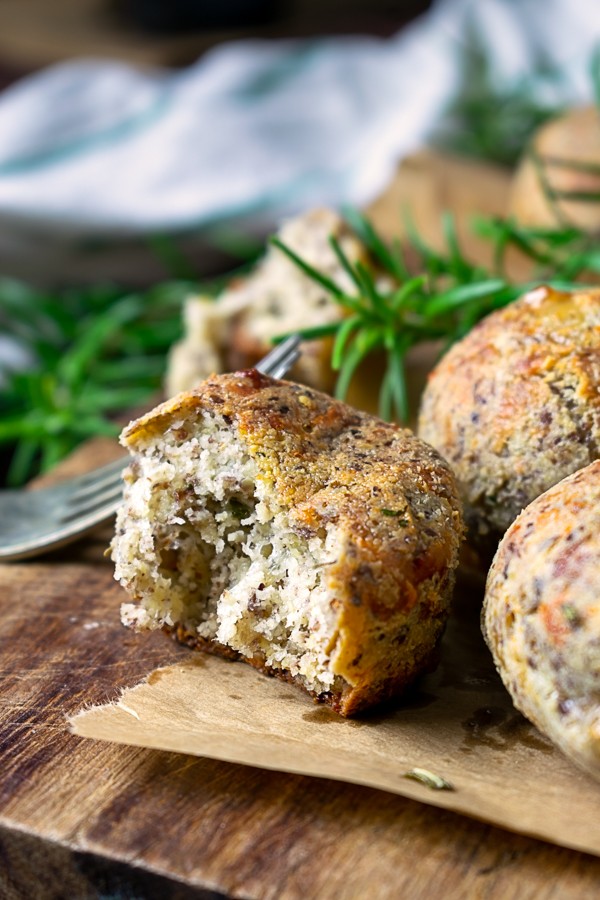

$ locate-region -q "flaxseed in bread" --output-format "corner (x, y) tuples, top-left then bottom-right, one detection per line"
(483, 461), (600, 781)
(418, 286), (600, 552)
(112, 371), (463, 715)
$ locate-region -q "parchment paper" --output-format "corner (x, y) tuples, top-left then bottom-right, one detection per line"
(70, 573), (600, 857)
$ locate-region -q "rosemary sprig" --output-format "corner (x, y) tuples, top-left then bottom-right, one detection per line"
(273, 209), (589, 422)
(434, 22), (567, 167)
(502, 45), (600, 221)
(0, 279), (195, 485)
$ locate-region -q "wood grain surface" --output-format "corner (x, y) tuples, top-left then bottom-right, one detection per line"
(2, 155), (600, 899)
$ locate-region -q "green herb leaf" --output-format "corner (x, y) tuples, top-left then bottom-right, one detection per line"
(424, 279), (506, 318)
(335, 330), (382, 401)
(270, 237), (344, 298)
(381, 508), (410, 526)
(273, 203), (598, 429)
(332, 315), (361, 371)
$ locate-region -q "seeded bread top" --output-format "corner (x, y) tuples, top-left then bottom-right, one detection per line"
(483, 460), (600, 779)
(123, 371), (461, 575)
(418, 286), (600, 546)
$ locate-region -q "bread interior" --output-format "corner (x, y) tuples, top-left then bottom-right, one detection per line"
(114, 412), (342, 694)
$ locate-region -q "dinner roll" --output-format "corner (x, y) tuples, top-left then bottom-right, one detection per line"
(418, 285), (600, 552)
(112, 371), (463, 716)
(510, 105), (600, 233)
(483, 460), (600, 781)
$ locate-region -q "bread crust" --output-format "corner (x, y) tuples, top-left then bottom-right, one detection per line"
(119, 371), (463, 716)
(482, 460), (600, 780)
(418, 286), (600, 551)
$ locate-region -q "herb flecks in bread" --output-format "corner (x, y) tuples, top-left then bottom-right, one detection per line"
(483, 461), (600, 781)
(112, 372), (463, 715)
(418, 285), (600, 552)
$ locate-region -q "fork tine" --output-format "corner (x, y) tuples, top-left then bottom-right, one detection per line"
(61, 484), (123, 521)
(256, 334), (301, 376)
(0, 492), (124, 561)
(267, 349), (301, 380)
(71, 466), (125, 501)
(69, 456), (127, 490)
(41, 497), (124, 555)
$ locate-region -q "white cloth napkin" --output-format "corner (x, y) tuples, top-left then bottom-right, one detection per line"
(0, 0), (598, 283)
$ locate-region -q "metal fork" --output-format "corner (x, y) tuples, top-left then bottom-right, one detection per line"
(0, 335), (301, 562)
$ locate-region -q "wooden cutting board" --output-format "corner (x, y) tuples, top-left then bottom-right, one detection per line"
(2, 153), (600, 899)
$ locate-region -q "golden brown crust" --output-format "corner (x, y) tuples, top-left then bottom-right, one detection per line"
(482, 460), (600, 780)
(165, 618), (444, 715)
(418, 286), (600, 551)
(123, 371), (463, 716)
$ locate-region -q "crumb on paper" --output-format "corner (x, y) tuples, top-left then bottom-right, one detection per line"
(117, 701), (141, 721)
(403, 767), (455, 791)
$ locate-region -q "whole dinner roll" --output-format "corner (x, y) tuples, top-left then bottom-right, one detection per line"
(418, 285), (600, 551)
(482, 460), (600, 781)
(509, 106), (600, 232)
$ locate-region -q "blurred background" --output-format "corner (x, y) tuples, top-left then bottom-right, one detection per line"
(0, 0), (436, 287)
(0, 1), (433, 78)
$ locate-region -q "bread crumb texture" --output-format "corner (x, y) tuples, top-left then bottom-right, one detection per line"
(418, 286), (600, 549)
(112, 372), (463, 715)
(483, 460), (600, 781)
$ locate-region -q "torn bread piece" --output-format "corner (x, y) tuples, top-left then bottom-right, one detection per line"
(112, 371), (463, 716)
(166, 208), (367, 396)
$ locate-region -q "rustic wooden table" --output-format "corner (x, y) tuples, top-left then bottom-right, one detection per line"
(3, 489), (600, 898)
(2, 155), (599, 898)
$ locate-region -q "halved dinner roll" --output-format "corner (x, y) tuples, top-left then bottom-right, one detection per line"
(112, 371), (463, 715)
